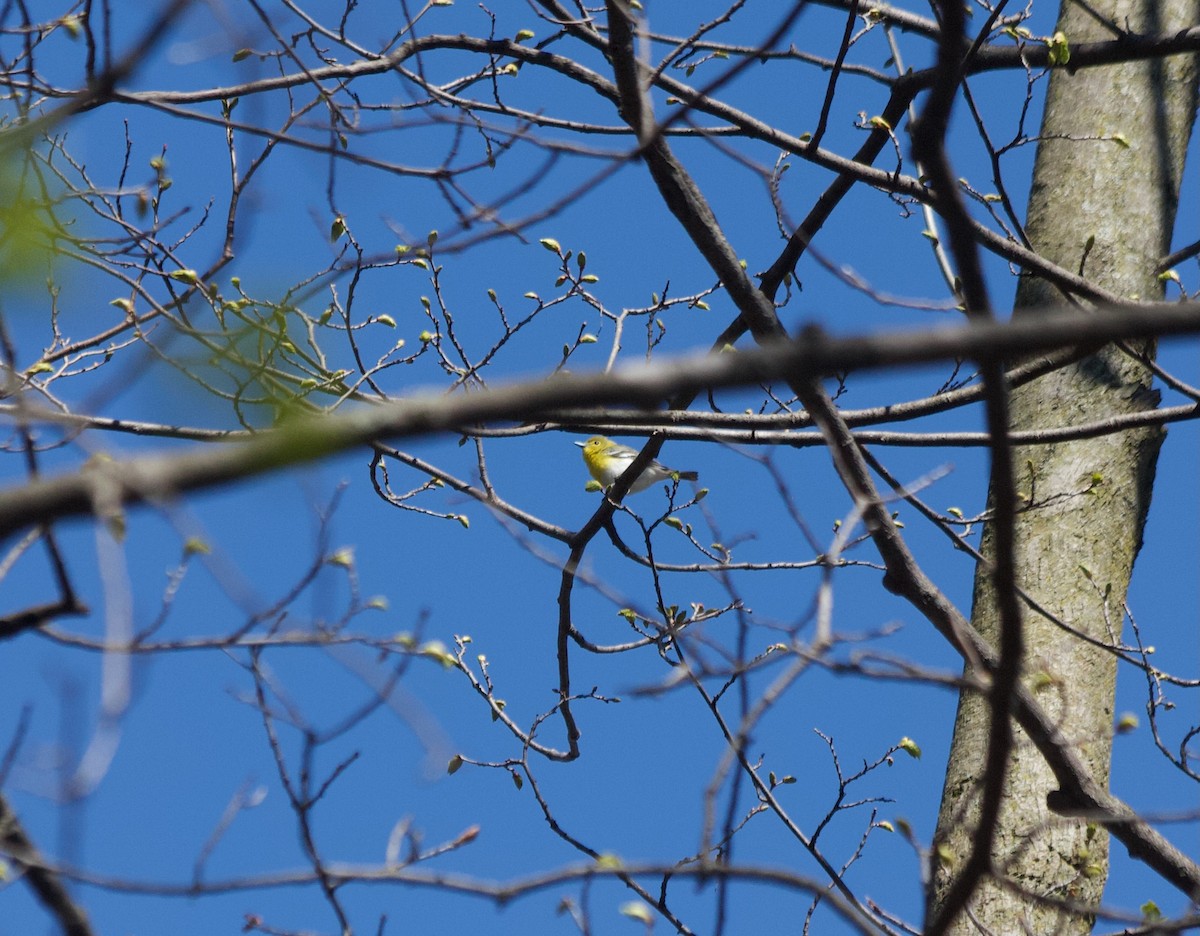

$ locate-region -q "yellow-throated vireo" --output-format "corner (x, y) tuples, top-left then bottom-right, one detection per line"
(575, 436), (698, 494)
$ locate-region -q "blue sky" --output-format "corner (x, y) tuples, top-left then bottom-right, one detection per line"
(1, 2), (1197, 934)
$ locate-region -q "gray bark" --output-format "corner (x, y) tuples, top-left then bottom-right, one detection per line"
(930, 0), (1199, 932)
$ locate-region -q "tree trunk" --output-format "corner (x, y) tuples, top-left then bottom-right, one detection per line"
(929, 1), (1199, 932)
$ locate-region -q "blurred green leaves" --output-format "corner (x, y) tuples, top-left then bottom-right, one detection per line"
(0, 156), (67, 286)
(169, 279), (365, 429)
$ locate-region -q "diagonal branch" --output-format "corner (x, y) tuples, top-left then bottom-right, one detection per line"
(910, 0), (1023, 929)
(595, 0), (1200, 909)
(0, 792), (95, 936)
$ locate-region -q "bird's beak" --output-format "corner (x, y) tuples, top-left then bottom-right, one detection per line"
(574, 441), (586, 448)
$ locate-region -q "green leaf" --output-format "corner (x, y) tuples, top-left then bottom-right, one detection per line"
(619, 902), (653, 923)
(1047, 30), (1070, 66)
(538, 237), (562, 254)
(328, 548), (355, 568)
(420, 640), (456, 668)
(447, 754), (464, 775)
(330, 216), (346, 241)
(455, 514), (470, 530)
(376, 314), (396, 327)
(183, 537), (211, 557)
(515, 29), (535, 41)
(594, 853), (623, 870)
(168, 269), (199, 284)
(898, 736), (922, 759)
(1030, 670), (1057, 691)
(232, 48), (253, 62)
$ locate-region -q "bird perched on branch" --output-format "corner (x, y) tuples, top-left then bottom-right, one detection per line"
(575, 436), (698, 494)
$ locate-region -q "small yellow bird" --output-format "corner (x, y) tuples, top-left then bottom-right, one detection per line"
(575, 436), (698, 494)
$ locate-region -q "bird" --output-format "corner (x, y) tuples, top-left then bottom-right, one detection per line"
(575, 436), (698, 494)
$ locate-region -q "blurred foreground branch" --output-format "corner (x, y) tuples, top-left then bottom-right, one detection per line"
(3, 302), (1199, 540)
